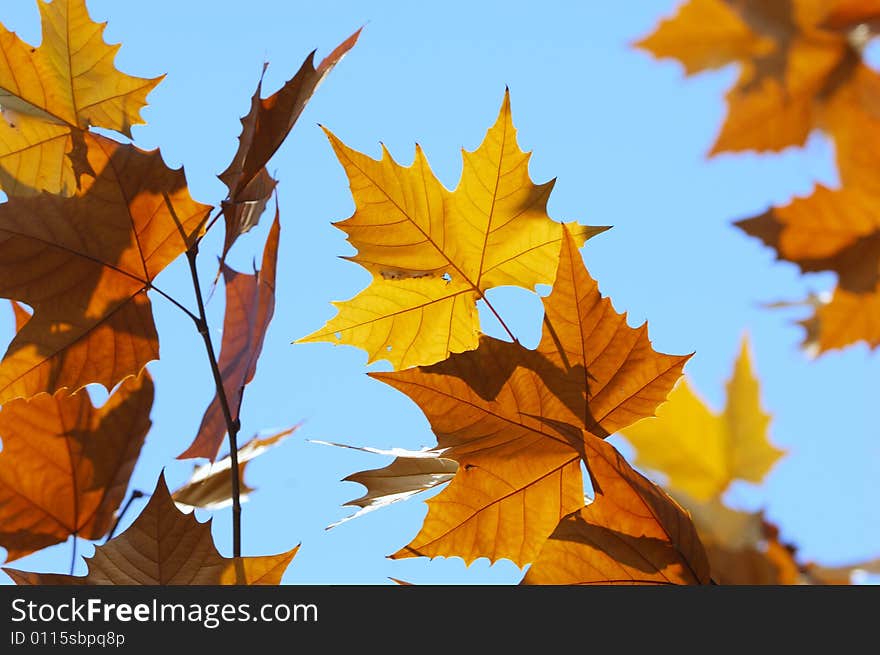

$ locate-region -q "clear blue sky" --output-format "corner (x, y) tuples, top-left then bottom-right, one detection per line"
(0, 0), (877, 584)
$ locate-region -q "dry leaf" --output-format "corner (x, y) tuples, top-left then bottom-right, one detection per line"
(178, 209), (279, 460)
(0, 135), (210, 403)
(173, 426), (298, 512)
(0, 371), (152, 562)
(298, 90), (608, 369)
(218, 30), (360, 264)
(736, 184), (880, 352)
(372, 228), (688, 566)
(4, 472), (298, 585)
(522, 435), (710, 585)
(310, 441), (457, 528)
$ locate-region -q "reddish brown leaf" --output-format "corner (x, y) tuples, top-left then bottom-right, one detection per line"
(217, 30), (360, 263)
(0, 134), (210, 403)
(0, 372), (153, 562)
(4, 472), (298, 585)
(178, 209), (280, 460)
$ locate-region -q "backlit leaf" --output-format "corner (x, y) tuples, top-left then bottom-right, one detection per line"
(0, 0), (161, 196)
(298, 91), (608, 369)
(4, 472), (298, 585)
(0, 135), (210, 403)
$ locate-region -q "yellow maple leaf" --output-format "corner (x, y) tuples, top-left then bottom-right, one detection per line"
(298, 90), (607, 369)
(620, 337), (785, 501)
(0, 0), (161, 196)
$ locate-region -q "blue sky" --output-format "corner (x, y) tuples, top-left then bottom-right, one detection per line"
(0, 0), (877, 584)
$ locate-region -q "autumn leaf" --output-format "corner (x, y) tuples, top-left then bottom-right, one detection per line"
(736, 183), (880, 352)
(173, 426), (298, 512)
(218, 30), (360, 264)
(0, 371), (152, 563)
(298, 90), (608, 369)
(822, 0), (880, 32)
(0, 135), (210, 404)
(310, 441), (457, 528)
(4, 472), (298, 585)
(804, 557), (880, 584)
(637, 0), (880, 156)
(703, 531), (801, 584)
(668, 494), (800, 584)
(372, 228), (688, 566)
(178, 209), (280, 460)
(0, 0), (161, 196)
(621, 337), (784, 501)
(522, 436), (709, 585)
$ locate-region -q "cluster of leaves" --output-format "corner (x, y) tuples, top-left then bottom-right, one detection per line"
(0, 0), (357, 584)
(1, 0), (874, 587)
(304, 92), (714, 584)
(638, 0), (880, 353)
(305, 2), (880, 585)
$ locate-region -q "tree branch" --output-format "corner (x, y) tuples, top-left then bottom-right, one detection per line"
(105, 489), (147, 543)
(186, 242), (243, 557)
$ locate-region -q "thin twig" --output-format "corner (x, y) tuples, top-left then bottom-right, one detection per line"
(69, 531), (78, 575)
(186, 242), (243, 557)
(202, 205), (226, 238)
(105, 489), (147, 543)
(150, 284), (199, 323)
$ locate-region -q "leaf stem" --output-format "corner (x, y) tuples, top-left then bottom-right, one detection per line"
(150, 284), (199, 323)
(479, 292), (519, 344)
(202, 206), (225, 237)
(186, 242), (243, 557)
(105, 489), (146, 543)
(69, 532), (77, 575)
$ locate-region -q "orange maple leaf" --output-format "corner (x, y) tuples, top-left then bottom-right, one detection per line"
(522, 436), (710, 585)
(0, 366), (152, 563)
(736, 182), (880, 351)
(372, 228), (689, 566)
(0, 135), (210, 403)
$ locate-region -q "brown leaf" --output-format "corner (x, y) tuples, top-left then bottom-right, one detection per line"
(372, 228), (688, 566)
(173, 426), (298, 511)
(4, 472), (298, 585)
(0, 372), (153, 562)
(0, 134), (210, 403)
(310, 441), (457, 528)
(217, 30), (360, 263)
(522, 435), (710, 585)
(178, 209), (280, 460)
